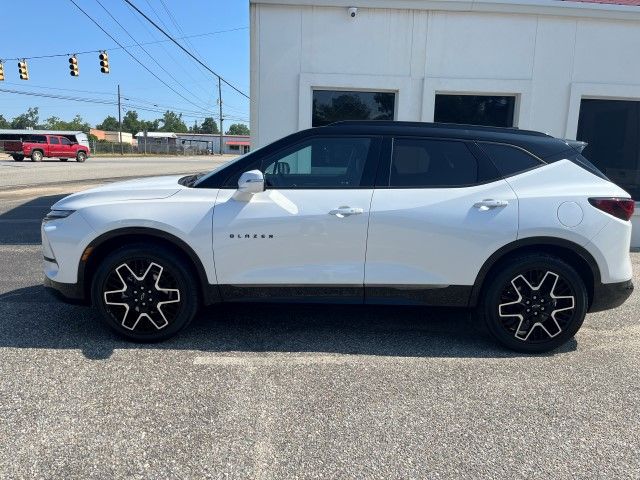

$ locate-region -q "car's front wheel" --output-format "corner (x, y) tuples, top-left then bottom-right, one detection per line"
(91, 244), (198, 341)
(482, 254), (588, 353)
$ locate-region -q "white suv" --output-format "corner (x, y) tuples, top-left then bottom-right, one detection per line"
(42, 121), (635, 352)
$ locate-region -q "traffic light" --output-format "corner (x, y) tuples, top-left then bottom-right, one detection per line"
(18, 60), (29, 80)
(0, 62), (4, 81)
(69, 55), (79, 77)
(99, 51), (109, 74)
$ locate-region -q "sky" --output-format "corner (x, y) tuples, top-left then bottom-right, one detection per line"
(0, 0), (249, 129)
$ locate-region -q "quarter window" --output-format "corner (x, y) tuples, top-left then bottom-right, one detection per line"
(479, 143), (542, 177)
(390, 139), (480, 187)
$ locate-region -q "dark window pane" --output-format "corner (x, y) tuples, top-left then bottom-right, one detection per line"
(434, 95), (516, 127)
(390, 139), (478, 187)
(479, 143), (541, 177)
(312, 90), (395, 127)
(577, 99), (640, 200)
(262, 137), (371, 188)
(49, 137), (59, 144)
(60, 137), (72, 145)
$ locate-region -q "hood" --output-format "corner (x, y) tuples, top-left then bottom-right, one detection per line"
(53, 175), (185, 210)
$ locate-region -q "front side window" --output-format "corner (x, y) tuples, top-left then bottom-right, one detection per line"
(49, 137), (60, 145)
(390, 139), (481, 187)
(263, 137), (372, 188)
(434, 94), (516, 128)
(312, 90), (395, 127)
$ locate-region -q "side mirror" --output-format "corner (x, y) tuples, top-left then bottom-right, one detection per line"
(238, 169), (264, 194)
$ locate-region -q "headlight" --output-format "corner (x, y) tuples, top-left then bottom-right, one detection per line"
(43, 209), (76, 222)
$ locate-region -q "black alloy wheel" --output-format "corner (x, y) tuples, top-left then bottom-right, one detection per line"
(482, 254), (588, 353)
(92, 244), (198, 341)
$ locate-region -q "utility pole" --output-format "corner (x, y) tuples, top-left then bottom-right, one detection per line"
(218, 76), (223, 155)
(117, 84), (123, 155)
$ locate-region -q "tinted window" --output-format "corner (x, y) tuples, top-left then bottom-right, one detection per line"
(434, 95), (516, 127)
(479, 143), (542, 177)
(390, 139), (479, 187)
(60, 137), (72, 145)
(261, 137), (372, 188)
(26, 135), (47, 143)
(49, 137), (59, 145)
(312, 90), (395, 127)
(577, 99), (640, 199)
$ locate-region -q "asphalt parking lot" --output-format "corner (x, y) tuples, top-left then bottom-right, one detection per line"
(1, 158), (639, 478)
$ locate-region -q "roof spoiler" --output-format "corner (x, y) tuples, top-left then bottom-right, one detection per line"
(563, 139), (588, 153)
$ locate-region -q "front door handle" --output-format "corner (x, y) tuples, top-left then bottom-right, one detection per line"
(329, 206), (364, 218)
(474, 199), (509, 210)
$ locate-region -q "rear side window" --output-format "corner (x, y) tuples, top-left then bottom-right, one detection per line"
(390, 139), (479, 187)
(26, 135), (47, 143)
(479, 142), (542, 177)
(49, 137), (60, 145)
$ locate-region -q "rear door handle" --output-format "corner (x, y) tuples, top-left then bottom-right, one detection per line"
(329, 206), (364, 218)
(474, 199), (509, 210)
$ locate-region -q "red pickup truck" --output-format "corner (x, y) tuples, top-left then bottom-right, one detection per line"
(4, 134), (90, 162)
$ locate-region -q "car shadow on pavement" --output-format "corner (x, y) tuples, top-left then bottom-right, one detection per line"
(0, 194), (68, 245)
(0, 284), (577, 360)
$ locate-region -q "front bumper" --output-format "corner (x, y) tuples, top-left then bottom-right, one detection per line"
(589, 280), (634, 313)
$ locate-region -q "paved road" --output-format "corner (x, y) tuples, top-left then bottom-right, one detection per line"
(0, 175), (639, 478)
(0, 154), (233, 190)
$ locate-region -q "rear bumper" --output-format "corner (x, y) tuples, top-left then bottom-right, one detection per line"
(44, 276), (86, 304)
(589, 280), (634, 313)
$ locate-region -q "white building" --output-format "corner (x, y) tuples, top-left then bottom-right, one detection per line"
(250, 0), (640, 246)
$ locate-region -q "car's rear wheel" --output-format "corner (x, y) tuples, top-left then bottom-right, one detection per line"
(31, 150), (43, 162)
(482, 254), (588, 353)
(76, 151), (87, 162)
(91, 244), (198, 342)
(12, 155), (24, 161)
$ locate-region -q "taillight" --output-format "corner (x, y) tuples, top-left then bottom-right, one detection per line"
(588, 197), (635, 221)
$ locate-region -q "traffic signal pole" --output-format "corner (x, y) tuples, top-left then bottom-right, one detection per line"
(117, 84), (123, 155)
(218, 76), (223, 155)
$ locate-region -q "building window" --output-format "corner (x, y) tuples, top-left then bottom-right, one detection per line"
(434, 94), (516, 128)
(312, 90), (395, 127)
(577, 99), (640, 200)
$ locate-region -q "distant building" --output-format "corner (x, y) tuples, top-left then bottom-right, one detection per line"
(176, 133), (251, 155)
(90, 129), (135, 145)
(134, 132), (178, 154)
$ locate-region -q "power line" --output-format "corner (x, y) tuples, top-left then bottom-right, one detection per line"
(0, 27), (248, 62)
(67, 0), (208, 114)
(93, 0), (209, 106)
(122, 0), (250, 100)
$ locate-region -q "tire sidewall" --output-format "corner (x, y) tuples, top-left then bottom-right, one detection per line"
(31, 150), (43, 162)
(482, 255), (588, 353)
(91, 244), (198, 342)
(76, 151), (86, 162)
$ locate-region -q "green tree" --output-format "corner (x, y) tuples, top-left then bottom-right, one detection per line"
(96, 115), (120, 131)
(122, 110), (142, 135)
(199, 117), (219, 134)
(43, 114), (91, 132)
(159, 111), (187, 133)
(0, 114), (9, 129)
(10, 107), (39, 129)
(226, 123), (250, 135)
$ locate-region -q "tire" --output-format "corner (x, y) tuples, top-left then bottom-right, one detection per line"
(76, 151), (87, 162)
(12, 155), (24, 162)
(31, 150), (43, 162)
(91, 244), (199, 342)
(481, 254), (588, 353)
(59, 158), (68, 162)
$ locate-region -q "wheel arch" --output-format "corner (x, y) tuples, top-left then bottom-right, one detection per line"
(470, 237), (600, 309)
(80, 227), (220, 306)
